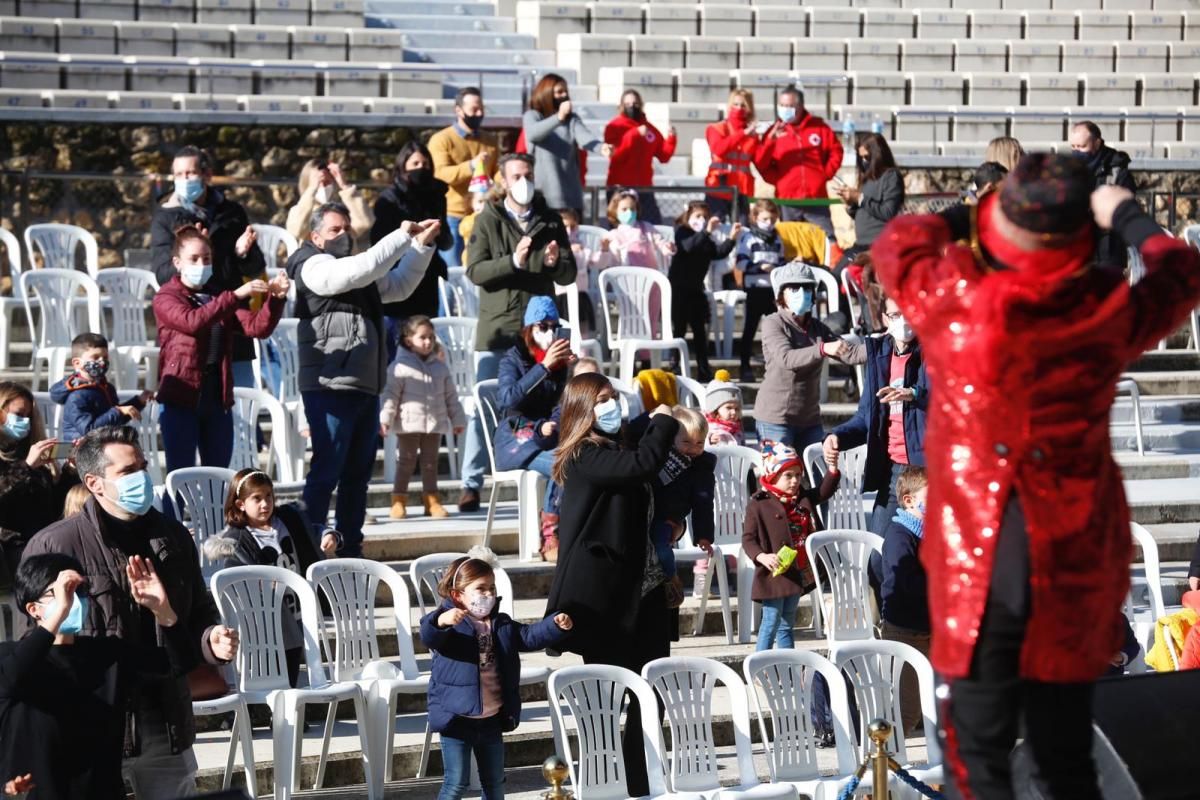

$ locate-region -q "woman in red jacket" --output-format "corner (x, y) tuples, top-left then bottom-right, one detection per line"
(704, 88), (761, 223)
(604, 89), (677, 225)
(153, 227), (287, 474)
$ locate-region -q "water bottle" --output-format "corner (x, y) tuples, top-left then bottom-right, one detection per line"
(841, 118), (856, 148)
(871, 115), (884, 135)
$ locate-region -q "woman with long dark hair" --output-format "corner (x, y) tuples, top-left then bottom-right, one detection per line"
(522, 73), (612, 215)
(834, 133), (905, 271)
(0, 382), (68, 575)
(372, 140), (453, 357)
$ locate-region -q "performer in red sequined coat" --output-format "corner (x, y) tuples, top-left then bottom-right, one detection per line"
(872, 154), (1200, 799)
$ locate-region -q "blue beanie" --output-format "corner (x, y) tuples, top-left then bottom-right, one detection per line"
(523, 295), (559, 327)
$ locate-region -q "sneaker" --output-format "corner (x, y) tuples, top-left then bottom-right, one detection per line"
(816, 731), (836, 749)
(457, 488), (481, 513)
(739, 365), (755, 383)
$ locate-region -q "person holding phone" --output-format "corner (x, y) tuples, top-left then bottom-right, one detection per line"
(285, 157), (372, 243)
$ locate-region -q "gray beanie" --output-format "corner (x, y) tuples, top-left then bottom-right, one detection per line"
(770, 261), (818, 298)
(704, 376), (742, 415)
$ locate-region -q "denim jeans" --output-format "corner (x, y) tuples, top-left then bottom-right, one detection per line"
(438, 715), (506, 800)
(754, 421), (826, 454)
(442, 215), (465, 269)
(301, 389), (380, 557)
(652, 521), (676, 575)
(756, 594), (801, 651)
(523, 448), (559, 513)
(231, 359), (256, 389)
(461, 350), (502, 492)
(870, 459), (906, 535)
(160, 370), (233, 474)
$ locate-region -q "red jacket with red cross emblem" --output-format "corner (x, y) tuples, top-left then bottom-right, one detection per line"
(604, 114), (677, 188)
(872, 193), (1200, 683)
(754, 113), (843, 201)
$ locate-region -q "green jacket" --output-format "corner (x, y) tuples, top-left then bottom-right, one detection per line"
(466, 194), (577, 351)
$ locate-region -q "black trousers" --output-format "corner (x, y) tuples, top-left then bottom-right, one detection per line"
(671, 289), (712, 380)
(942, 498), (1100, 800)
(739, 287), (777, 366)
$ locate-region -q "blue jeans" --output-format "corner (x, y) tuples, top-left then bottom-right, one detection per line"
(160, 370), (233, 474)
(652, 521), (676, 575)
(870, 459), (906, 535)
(522, 449), (559, 513)
(231, 359), (256, 389)
(442, 215), (465, 268)
(461, 351), (502, 492)
(756, 594), (800, 651)
(755, 421), (826, 453)
(438, 715), (505, 800)
(301, 389), (380, 557)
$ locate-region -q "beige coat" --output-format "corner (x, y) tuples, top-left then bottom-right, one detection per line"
(380, 346), (467, 435)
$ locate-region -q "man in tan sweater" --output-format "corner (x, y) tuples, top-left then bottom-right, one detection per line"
(428, 86), (499, 267)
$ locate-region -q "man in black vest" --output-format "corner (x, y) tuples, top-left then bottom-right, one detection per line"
(285, 202), (441, 556)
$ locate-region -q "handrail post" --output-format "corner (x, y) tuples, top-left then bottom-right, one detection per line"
(870, 718), (893, 798)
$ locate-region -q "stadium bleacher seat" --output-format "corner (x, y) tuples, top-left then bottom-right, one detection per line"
(894, 108), (949, 142)
(307, 95), (366, 113)
(646, 101), (716, 146)
(916, 9), (967, 40)
(194, 60), (253, 94)
(22, 0), (75, 17)
(1142, 74), (1195, 107)
(700, 5), (753, 38)
(1084, 74), (1138, 107)
(175, 23), (234, 58)
(1024, 72), (1081, 105)
(848, 39), (900, 71)
(674, 69), (729, 103)
(854, 72), (906, 106)
(863, 9), (914, 39)
(969, 11), (1022, 41)
(114, 90), (176, 108)
(631, 37), (685, 71)
(197, 0), (253, 24)
(516, 1), (586, 50)
(230, 23), (289, 58)
(0, 17), (55, 52)
(130, 61), (190, 92)
(177, 91), (238, 110)
(1024, 11), (1075, 42)
(59, 20), (117, 55)
(792, 70), (851, 107)
(64, 57), (126, 91)
(1010, 42), (1060, 73)
(138, 0), (195, 23)
(0, 87), (43, 106)
(597, 67), (672, 103)
(243, 93), (302, 111)
(46, 88), (111, 108)
(1010, 108), (1068, 141)
(967, 73), (1022, 105)
(591, 3), (642, 37)
(83, 0), (135, 19)
(254, 0), (309, 26)
(809, 8), (860, 39)
(952, 107), (1009, 142)
(1126, 107), (1184, 143)
(256, 60), (315, 94)
(739, 37), (791, 71)
(1117, 42), (1170, 72)
(116, 21), (176, 56)
(753, 7), (806, 38)
(909, 73), (964, 105)
(311, 0), (362, 27)
(1079, 12), (1130, 42)
(954, 40), (1006, 72)
(793, 38), (846, 71)
(0, 56), (58, 89)
(292, 27), (347, 60)
(1131, 11), (1183, 43)
(686, 36), (738, 70)
(557, 33), (629, 84)
(644, 4), (697, 37)
(902, 40), (954, 71)
(1062, 42), (1115, 73)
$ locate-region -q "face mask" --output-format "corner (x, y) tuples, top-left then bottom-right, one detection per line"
(1071, 149), (1090, 160)
(462, 113), (484, 132)
(757, 220), (775, 233)
(406, 167), (432, 187)
(728, 107), (747, 125)
(509, 176), (535, 206)
(785, 288), (813, 316)
(2, 413), (29, 441)
(82, 359), (108, 380)
(552, 95), (569, 110)
(532, 327), (555, 350)
(174, 176), (204, 204)
(617, 208), (637, 226)
(888, 316), (915, 344)
(314, 184), (332, 205)
(858, 156), (869, 171)
(777, 105), (796, 124)
(108, 470), (154, 517)
(43, 592), (89, 635)
(916, 501), (926, 516)
(688, 216), (706, 233)
(181, 263), (212, 289)
(623, 104), (643, 121)
(594, 398), (622, 434)
(465, 592), (497, 620)
(323, 233), (353, 259)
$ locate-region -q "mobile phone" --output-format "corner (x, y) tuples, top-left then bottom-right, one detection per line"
(52, 441), (74, 460)
(555, 327), (573, 342)
(831, 175), (847, 189)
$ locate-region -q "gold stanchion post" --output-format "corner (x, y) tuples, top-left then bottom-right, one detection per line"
(869, 718), (894, 798)
(541, 754), (573, 799)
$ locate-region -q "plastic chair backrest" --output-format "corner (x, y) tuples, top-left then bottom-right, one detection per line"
(134, 401), (165, 485)
(259, 318), (300, 404)
(473, 379), (504, 474)
(841, 268), (865, 332)
(554, 282), (585, 353)
(642, 656), (759, 792)
(23, 223), (99, 277)
(251, 224), (299, 271)
(1183, 224), (1200, 251)
(165, 467), (235, 574)
(606, 376), (643, 419)
(32, 391), (61, 440)
(743, 649), (858, 781)
(805, 529), (884, 647)
(598, 267), (675, 349)
(546, 664), (670, 800)
(230, 387), (296, 483)
(306, 558), (421, 682)
(706, 224), (736, 291)
(810, 265), (840, 316)
(431, 317), (477, 405)
(211, 565), (327, 693)
(708, 445), (760, 548)
(675, 374), (705, 409)
(409, 551), (517, 618)
(22, 269), (103, 348)
(95, 268), (159, 347)
(803, 442), (868, 531)
(1129, 522), (1166, 621)
(444, 267), (480, 318)
(833, 640), (941, 768)
(0, 228), (22, 298)
(1162, 618), (1181, 670)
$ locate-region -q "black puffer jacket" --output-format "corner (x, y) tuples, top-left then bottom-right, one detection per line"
(0, 448), (73, 587)
(371, 176), (452, 320)
(1085, 145), (1138, 269)
(21, 497), (223, 756)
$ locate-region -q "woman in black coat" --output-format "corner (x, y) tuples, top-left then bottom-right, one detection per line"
(371, 140), (454, 359)
(545, 372), (677, 797)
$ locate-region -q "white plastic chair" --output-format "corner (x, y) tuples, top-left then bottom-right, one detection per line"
(439, 266), (480, 318)
(413, 316), (476, 483)
(833, 640), (943, 797)
(809, 265), (840, 319)
(1115, 378), (1146, 457)
(802, 443), (869, 532)
(546, 664), (678, 800)
(842, 269), (867, 334)
(32, 391), (62, 441)
(231, 387), (301, 487)
(21, 269), (103, 390)
(1159, 618), (1182, 671)
(256, 318), (307, 478)
(165, 467), (235, 576)
(674, 375), (705, 409)
(642, 657), (799, 800)
(192, 689), (258, 795)
(23, 223), (99, 277)
(306, 558), (428, 791)
(707, 224), (742, 360)
(95, 267), (160, 391)
(134, 399), (165, 486)
(805, 530), (884, 656)
(253, 223), (300, 271)
(598, 267), (690, 385)
(211, 566), (378, 800)
(473, 379), (545, 560)
(554, 281), (605, 364)
(607, 376), (644, 419)
(0, 228), (30, 371)
(1125, 521), (1172, 653)
(743, 650), (859, 800)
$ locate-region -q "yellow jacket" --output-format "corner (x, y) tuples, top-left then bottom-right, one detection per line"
(776, 221), (828, 265)
(428, 125), (499, 219)
(1145, 607), (1198, 672)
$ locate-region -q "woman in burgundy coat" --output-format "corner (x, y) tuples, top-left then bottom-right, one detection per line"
(153, 227), (287, 474)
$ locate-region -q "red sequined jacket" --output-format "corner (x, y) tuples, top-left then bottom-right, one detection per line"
(872, 194), (1200, 682)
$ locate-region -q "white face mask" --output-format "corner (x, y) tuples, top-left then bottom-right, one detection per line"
(532, 327), (555, 350)
(757, 220), (775, 233)
(465, 592), (497, 619)
(315, 184), (332, 204)
(508, 176), (535, 206)
(888, 316), (915, 343)
(688, 216), (705, 232)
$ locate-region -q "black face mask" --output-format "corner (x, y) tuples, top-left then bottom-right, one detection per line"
(322, 233), (353, 258)
(858, 156), (870, 171)
(462, 113), (484, 131)
(622, 104), (643, 121)
(552, 95), (569, 110)
(406, 167), (433, 187)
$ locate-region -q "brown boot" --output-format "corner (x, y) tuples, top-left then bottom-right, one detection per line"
(540, 512), (560, 563)
(457, 488), (481, 513)
(424, 492), (449, 518)
(389, 494), (407, 519)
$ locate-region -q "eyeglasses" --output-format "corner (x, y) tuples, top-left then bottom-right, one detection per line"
(534, 322), (558, 332)
(881, 310), (903, 321)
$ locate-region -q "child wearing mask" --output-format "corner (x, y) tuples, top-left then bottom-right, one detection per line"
(668, 201), (742, 382)
(703, 370), (746, 446)
(421, 551), (573, 800)
(603, 189), (675, 268)
(51, 333), (154, 443)
(735, 199), (786, 381)
(880, 466), (930, 735)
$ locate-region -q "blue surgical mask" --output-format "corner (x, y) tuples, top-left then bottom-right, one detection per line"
(777, 105), (796, 124)
(916, 501), (926, 516)
(181, 262), (213, 289)
(594, 398), (622, 434)
(174, 176), (204, 204)
(3, 413), (30, 441)
(785, 288), (812, 316)
(109, 470), (154, 517)
(617, 208), (637, 226)
(59, 592), (89, 635)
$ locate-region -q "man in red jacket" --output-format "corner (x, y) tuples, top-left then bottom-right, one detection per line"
(754, 86), (842, 235)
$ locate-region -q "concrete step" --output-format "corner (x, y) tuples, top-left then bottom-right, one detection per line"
(365, 0), (498, 15)
(366, 13), (516, 31)
(1126, 477), (1200, 526)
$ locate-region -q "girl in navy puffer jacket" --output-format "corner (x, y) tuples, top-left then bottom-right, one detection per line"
(419, 552), (572, 800)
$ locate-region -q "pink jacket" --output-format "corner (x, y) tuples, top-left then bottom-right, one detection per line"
(380, 346), (467, 435)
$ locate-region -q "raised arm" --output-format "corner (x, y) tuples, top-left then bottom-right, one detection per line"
(568, 414), (679, 487)
(377, 242), (435, 303)
(300, 226), (416, 297)
(870, 210), (976, 331)
(152, 288), (240, 336)
(523, 110), (562, 145)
